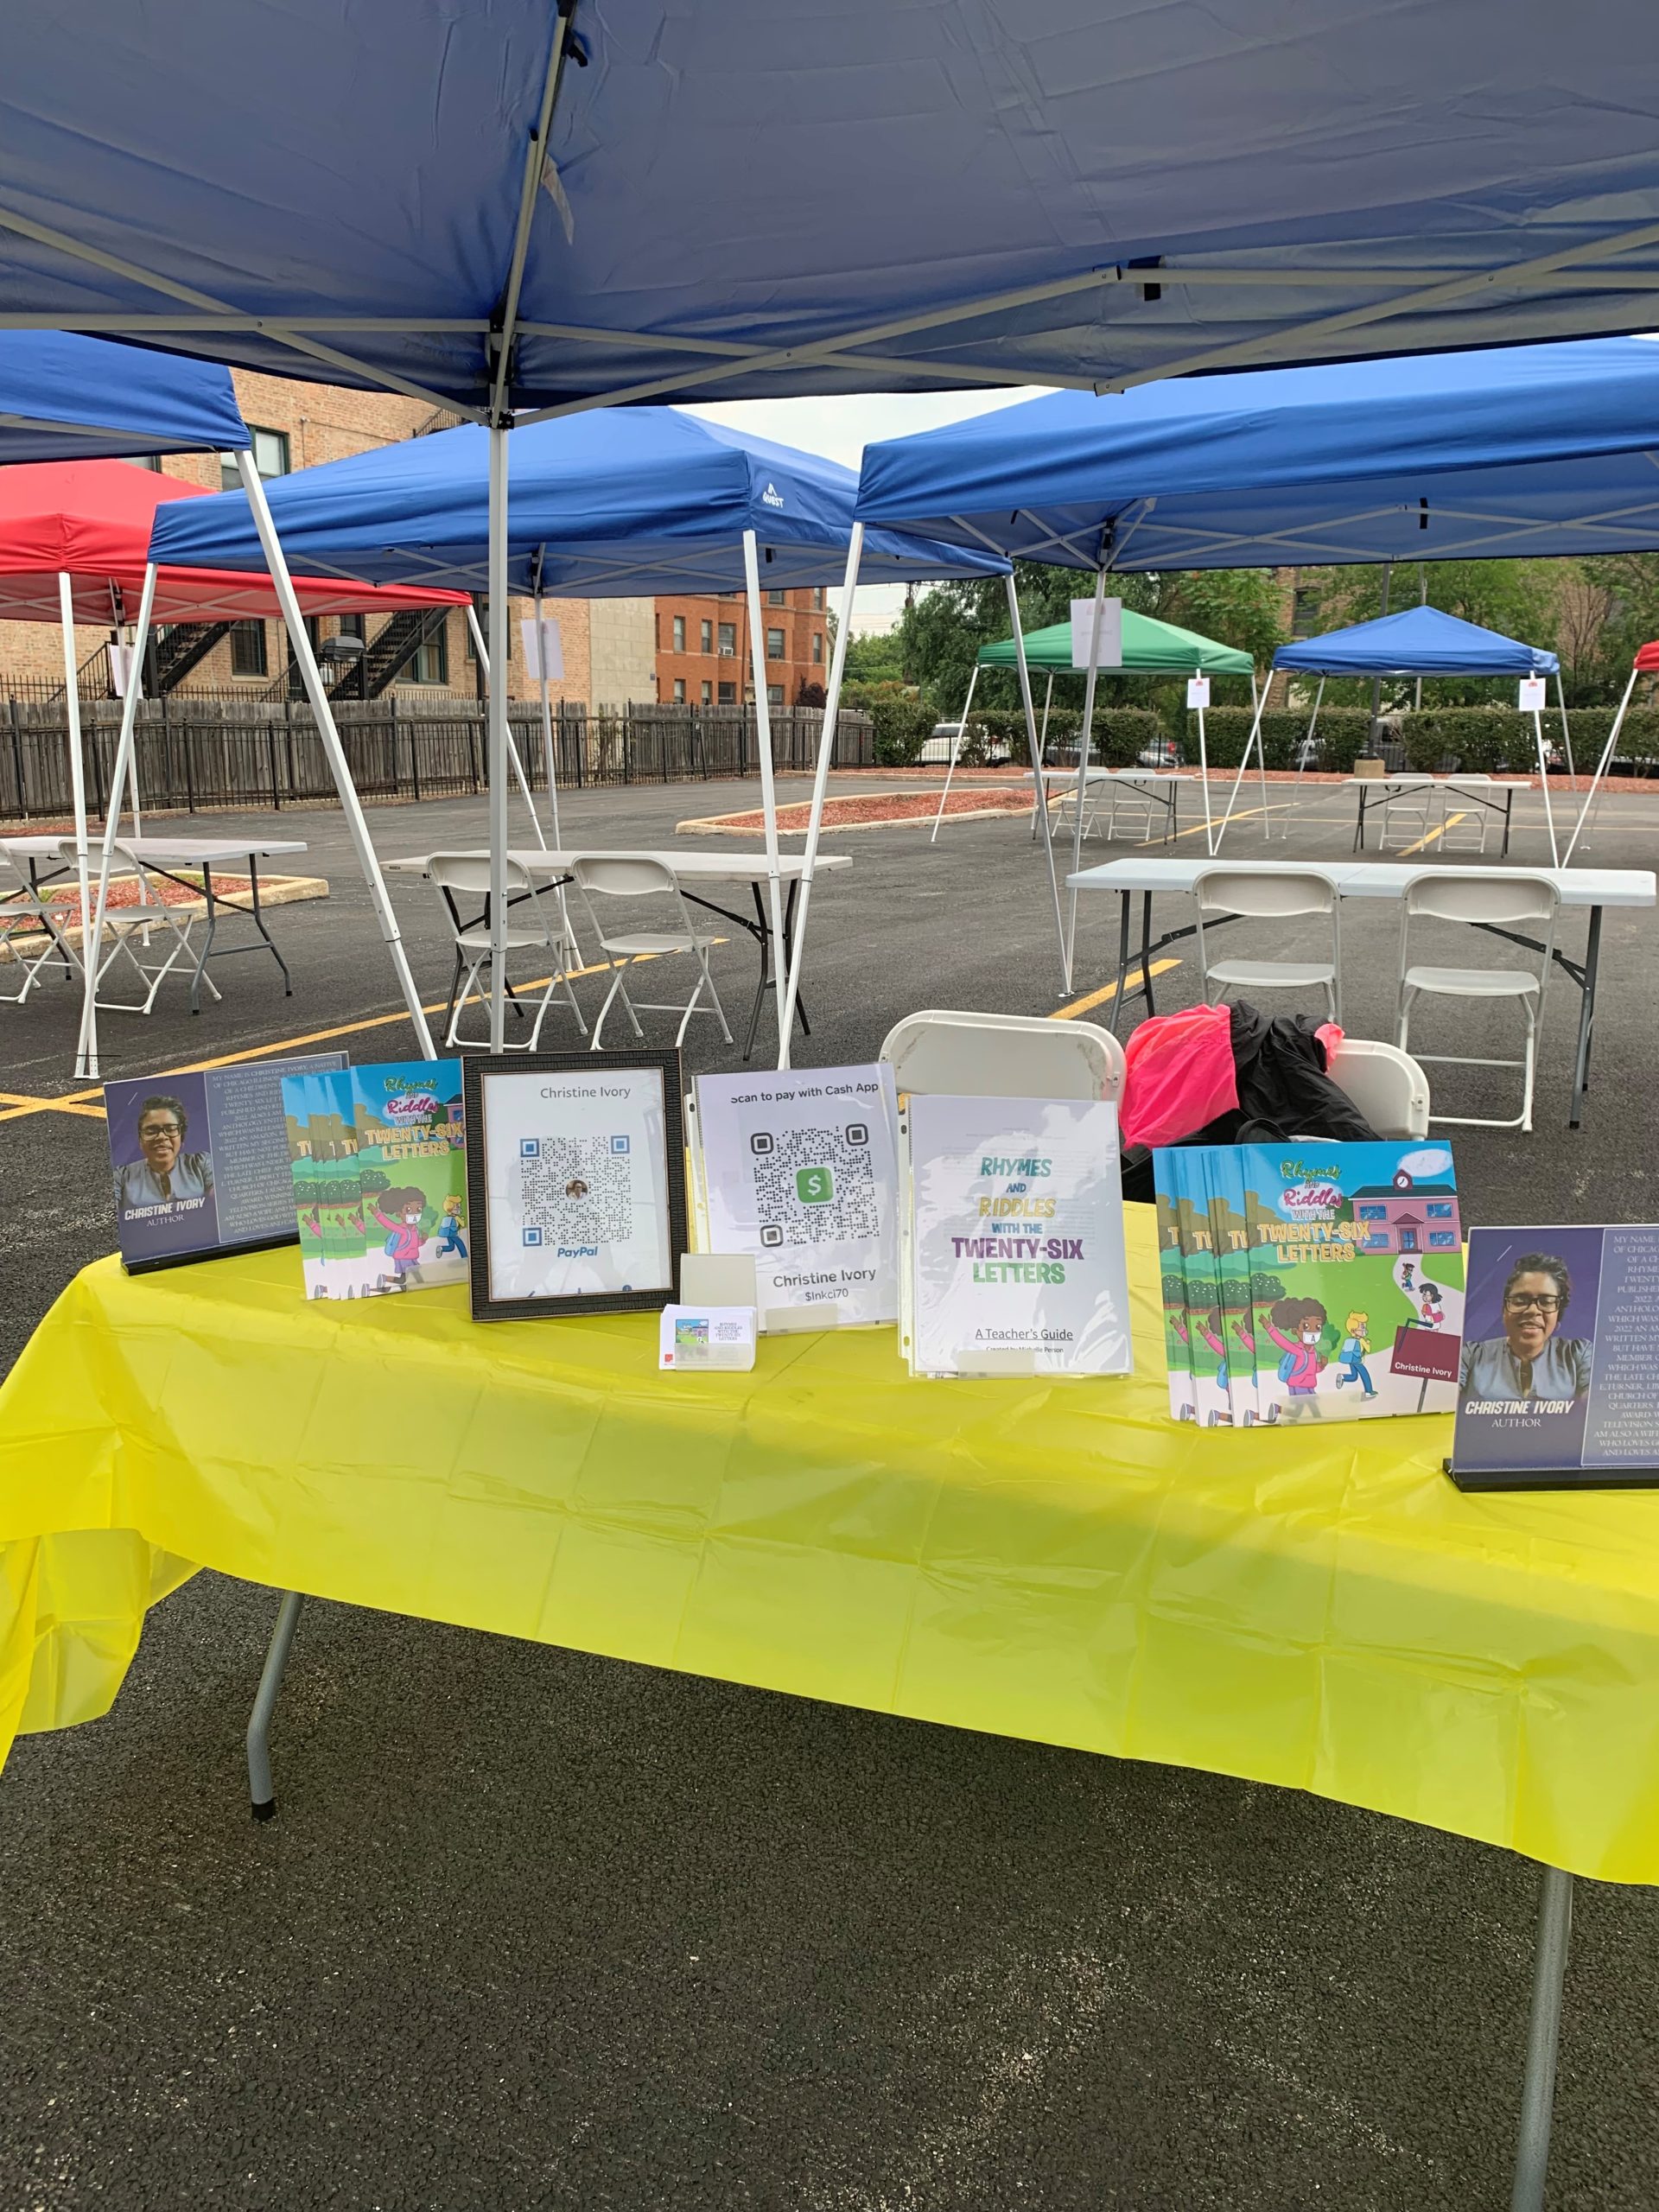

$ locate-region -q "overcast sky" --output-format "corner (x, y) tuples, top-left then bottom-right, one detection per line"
(682, 388), (1044, 631)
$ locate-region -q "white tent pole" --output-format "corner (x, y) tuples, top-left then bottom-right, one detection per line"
(57, 572), (94, 1049)
(1301, 676), (1325, 775)
(466, 598), (543, 847)
(779, 524), (861, 1067)
(1554, 669), (1577, 790)
(1532, 706), (1560, 867)
(486, 427), (511, 1052)
(1253, 667), (1269, 836)
(1012, 575), (1071, 992)
(1195, 692), (1217, 855)
(1064, 569), (1109, 983)
(1564, 663), (1638, 864)
(1215, 678), (1268, 849)
(930, 661), (980, 843)
(75, 563), (158, 1080)
(741, 529), (789, 1052)
(1029, 668), (1055, 843)
(237, 451), (435, 1057)
(531, 587), (560, 851)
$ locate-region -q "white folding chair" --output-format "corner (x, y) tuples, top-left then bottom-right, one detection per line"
(1103, 777), (1160, 845)
(880, 1007), (1125, 1103)
(1395, 872), (1557, 1131)
(1378, 779), (1435, 849)
(0, 848), (81, 1002)
(81, 838), (225, 1016)
(573, 855), (731, 1052)
(1192, 868), (1341, 1025)
(430, 852), (586, 1052)
(1325, 1037), (1430, 1138)
(1437, 777), (1492, 853)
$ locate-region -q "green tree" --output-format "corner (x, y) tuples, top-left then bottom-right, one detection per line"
(843, 627), (906, 687)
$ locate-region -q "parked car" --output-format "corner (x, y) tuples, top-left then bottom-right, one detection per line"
(1136, 737), (1183, 768)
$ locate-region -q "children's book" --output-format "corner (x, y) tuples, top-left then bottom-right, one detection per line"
(1241, 1140), (1462, 1425)
(1153, 1149), (1196, 1423)
(283, 1059), (468, 1300)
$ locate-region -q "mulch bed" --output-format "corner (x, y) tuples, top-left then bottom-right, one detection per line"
(684, 790), (1032, 834)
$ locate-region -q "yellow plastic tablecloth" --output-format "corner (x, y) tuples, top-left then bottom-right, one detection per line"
(4, 1208), (1659, 1884)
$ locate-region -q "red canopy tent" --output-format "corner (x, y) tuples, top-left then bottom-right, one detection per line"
(0, 459), (466, 623)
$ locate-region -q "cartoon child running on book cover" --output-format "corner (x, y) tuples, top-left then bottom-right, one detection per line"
(1262, 1296), (1329, 1420)
(369, 1185), (430, 1291)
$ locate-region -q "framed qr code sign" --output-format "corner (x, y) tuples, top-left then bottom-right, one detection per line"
(462, 1050), (687, 1321)
(689, 1062), (899, 1331)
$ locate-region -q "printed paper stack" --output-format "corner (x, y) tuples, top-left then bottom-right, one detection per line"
(282, 1058), (469, 1299)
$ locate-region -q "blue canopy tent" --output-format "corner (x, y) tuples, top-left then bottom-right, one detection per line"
(0, 334), (250, 1070)
(143, 408), (1007, 1053)
(1219, 607), (1566, 861)
(3, 3), (1659, 1058)
(854, 338), (1659, 979)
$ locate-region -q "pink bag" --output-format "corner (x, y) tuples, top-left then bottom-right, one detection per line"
(1119, 1002), (1237, 1148)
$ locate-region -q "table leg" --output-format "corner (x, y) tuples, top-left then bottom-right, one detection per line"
(743, 882), (772, 1061)
(246, 1589), (304, 1821)
(1503, 791), (1515, 857)
(779, 879), (810, 1039)
(1138, 891), (1157, 1017)
(1352, 791), (1367, 854)
(189, 868), (217, 1014)
(1510, 1865), (1573, 2212)
(1109, 892), (1133, 1036)
(245, 857), (293, 996)
(1569, 906), (1603, 1130)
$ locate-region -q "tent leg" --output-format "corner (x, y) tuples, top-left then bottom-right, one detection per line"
(1532, 709), (1560, 867)
(486, 428), (511, 1052)
(76, 566), (158, 1081)
(741, 529), (788, 1056)
(238, 454), (435, 1057)
(1194, 702), (1215, 854)
(57, 574), (94, 1040)
(931, 663), (979, 843)
(1554, 670), (1577, 792)
(1254, 669), (1269, 836)
(1216, 680), (1268, 851)
(467, 598), (543, 852)
(1031, 671), (1054, 842)
(1011, 576), (1069, 994)
(779, 525), (861, 1065)
(246, 1590), (304, 1821)
(1564, 663), (1637, 864)
(1065, 569), (1109, 987)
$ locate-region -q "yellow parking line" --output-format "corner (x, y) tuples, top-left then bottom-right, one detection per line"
(1052, 958), (1181, 1020)
(1396, 812), (1466, 858)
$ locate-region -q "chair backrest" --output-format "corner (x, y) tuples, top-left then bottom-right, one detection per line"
(880, 1008), (1125, 1103)
(1193, 867), (1336, 921)
(430, 851), (534, 898)
(1402, 870), (1557, 927)
(1325, 1038), (1430, 1139)
(572, 855), (677, 899)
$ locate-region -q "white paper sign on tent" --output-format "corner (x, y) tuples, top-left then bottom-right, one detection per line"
(1518, 676), (1547, 711)
(520, 613), (565, 682)
(107, 643), (137, 698)
(1186, 675), (1211, 710)
(1070, 596), (1123, 670)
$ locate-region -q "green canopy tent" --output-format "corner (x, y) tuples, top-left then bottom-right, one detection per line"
(931, 609), (1258, 843)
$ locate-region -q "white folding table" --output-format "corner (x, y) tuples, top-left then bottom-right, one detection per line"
(1046, 766), (1193, 845)
(1346, 775), (1534, 855)
(1067, 855), (1656, 1128)
(386, 846), (852, 1060)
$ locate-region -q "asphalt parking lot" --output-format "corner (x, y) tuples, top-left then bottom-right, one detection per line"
(3, 770), (1659, 2211)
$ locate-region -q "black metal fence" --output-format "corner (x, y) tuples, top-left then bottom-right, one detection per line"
(0, 698), (874, 823)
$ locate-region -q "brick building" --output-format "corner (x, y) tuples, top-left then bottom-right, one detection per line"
(0, 368), (657, 709)
(652, 586), (830, 709)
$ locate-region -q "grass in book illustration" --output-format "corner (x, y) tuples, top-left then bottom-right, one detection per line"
(1154, 1154), (1197, 1424)
(1243, 1141), (1463, 1424)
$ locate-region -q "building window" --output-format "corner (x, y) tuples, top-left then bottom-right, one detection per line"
(409, 624), (449, 685)
(718, 621), (736, 656)
(134, 454), (162, 473)
(337, 613), (365, 642)
(810, 631), (823, 664)
(1291, 585), (1320, 639)
(718, 681), (736, 704)
(1426, 1202), (1454, 1218)
(672, 615), (686, 653)
(811, 587), (825, 610)
(766, 588), (786, 606)
(766, 683), (785, 707)
(701, 680), (712, 704)
(1428, 1231), (1456, 1247)
(221, 426), (289, 493)
(230, 620), (268, 677)
(766, 627), (785, 660)
(672, 677), (686, 702)
(700, 618), (712, 653)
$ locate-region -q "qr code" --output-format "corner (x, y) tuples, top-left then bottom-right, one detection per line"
(749, 1121), (879, 1247)
(518, 1135), (632, 1248)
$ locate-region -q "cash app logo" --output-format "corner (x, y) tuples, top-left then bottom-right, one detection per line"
(796, 1166), (834, 1205)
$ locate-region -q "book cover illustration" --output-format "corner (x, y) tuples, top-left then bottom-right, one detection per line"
(1153, 1149), (1196, 1423)
(1241, 1141), (1463, 1425)
(1153, 1149), (1262, 1426)
(283, 1059), (467, 1299)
